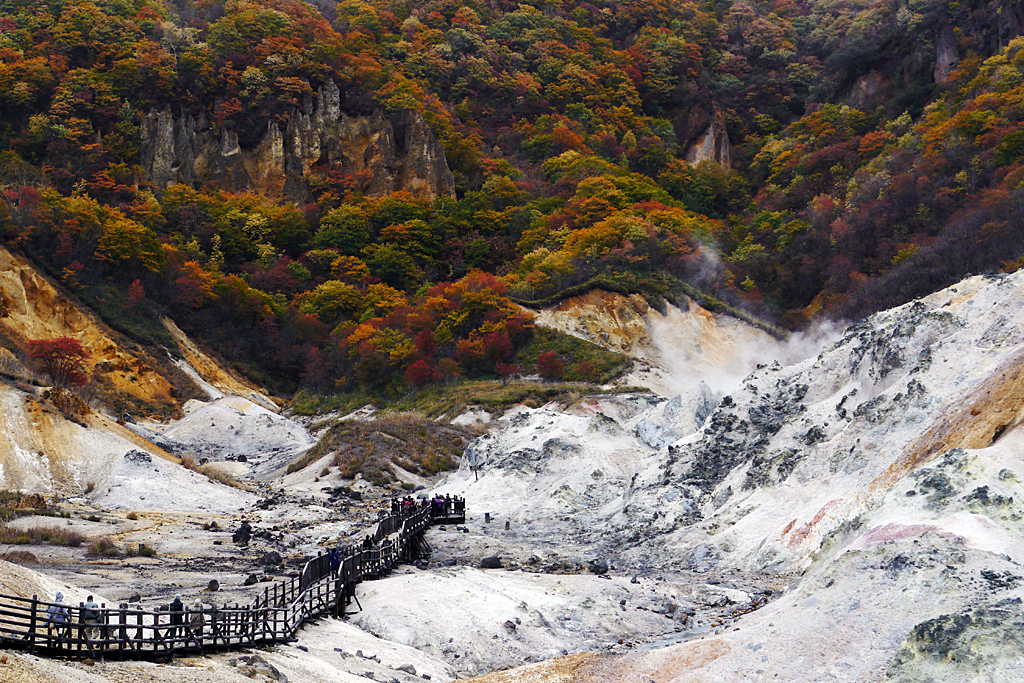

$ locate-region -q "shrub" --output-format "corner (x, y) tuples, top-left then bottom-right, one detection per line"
(536, 352), (565, 380)
(86, 537), (120, 557)
(405, 359), (433, 387)
(0, 524), (87, 547)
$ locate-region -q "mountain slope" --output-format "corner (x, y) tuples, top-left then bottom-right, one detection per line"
(435, 271), (1024, 681)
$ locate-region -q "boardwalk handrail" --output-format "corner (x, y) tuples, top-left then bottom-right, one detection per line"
(0, 497), (459, 660)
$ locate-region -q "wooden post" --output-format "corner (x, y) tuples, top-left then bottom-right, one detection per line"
(99, 603), (107, 659)
(77, 602), (84, 656)
(28, 595), (38, 654)
(119, 605), (127, 654)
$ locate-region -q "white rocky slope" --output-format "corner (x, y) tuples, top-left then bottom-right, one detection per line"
(8, 273), (1024, 683)
(446, 272), (1024, 681)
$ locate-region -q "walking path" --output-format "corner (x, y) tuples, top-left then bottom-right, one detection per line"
(0, 498), (465, 660)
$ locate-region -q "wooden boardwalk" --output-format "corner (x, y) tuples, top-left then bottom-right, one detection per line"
(0, 499), (465, 660)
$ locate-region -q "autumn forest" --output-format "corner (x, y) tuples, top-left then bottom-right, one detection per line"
(1, 0), (1023, 400)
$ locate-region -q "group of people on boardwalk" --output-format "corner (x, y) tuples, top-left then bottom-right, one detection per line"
(169, 595), (206, 645)
(45, 593), (99, 647)
(390, 495), (424, 516)
(43, 591), (208, 651)
(389, 493), (464, 521)
(428, 493), (464, 520)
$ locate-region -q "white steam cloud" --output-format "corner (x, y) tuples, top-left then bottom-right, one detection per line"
(638, 312), (847, 399)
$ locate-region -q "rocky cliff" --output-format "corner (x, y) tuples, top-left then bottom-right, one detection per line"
(140, 79), (456, 203)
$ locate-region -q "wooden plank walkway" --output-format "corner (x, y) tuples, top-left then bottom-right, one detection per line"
(0, 500), (464, 660)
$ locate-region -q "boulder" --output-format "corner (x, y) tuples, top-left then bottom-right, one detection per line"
(479, 556), (502, 569)
(259, 551), (283, 566)
(232, 521), (252, 545)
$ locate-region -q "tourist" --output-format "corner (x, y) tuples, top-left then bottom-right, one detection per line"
(169, 594), (184, 640)
(187, 600), (205, 649)
(81, 595), (101, 642)
(329, 548), (340, 578)
(45, 592), (69, 647)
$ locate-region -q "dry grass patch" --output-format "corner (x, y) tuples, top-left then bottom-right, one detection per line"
(0, 524), (86, 546)
(290, 412), (473, 485)
(0, 550), (39, 564)
(199, 465), (248, 490)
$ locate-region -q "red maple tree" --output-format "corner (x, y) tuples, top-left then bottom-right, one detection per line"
(26, 337), (90, 388)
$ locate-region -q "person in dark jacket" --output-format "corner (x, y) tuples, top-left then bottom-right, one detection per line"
(169, 595), (184, 640)
(329, 548), (340, 578)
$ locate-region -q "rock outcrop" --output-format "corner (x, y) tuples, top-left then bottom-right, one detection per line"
(140, 79), (455, 203)
(934, 24), (960, 85)
(684, 108), (731, 167)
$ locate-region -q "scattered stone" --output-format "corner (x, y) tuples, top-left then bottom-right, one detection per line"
(82, 658), (95, 666)
(631, 575), (639, 584)
(441, 558), (456, 567)
(237, 455), (247, 463)
(504, 620), (517, 631)
(207, 579), (220, 592)
(233, 521), (253, 545)
(589, 558), (609, 575)
(236, 655), (287, 682)
(259, 551), (283, 566)
(244, 573), (259, 586)
(396, 664), (417, 675)
(124, 449), (152, 464)
(480, 556), (502, 569)
(296, 645), (308, 652)
(128, 594), (141, 603)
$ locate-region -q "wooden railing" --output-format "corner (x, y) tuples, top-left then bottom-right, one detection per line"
(0, 500), (448, 660)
